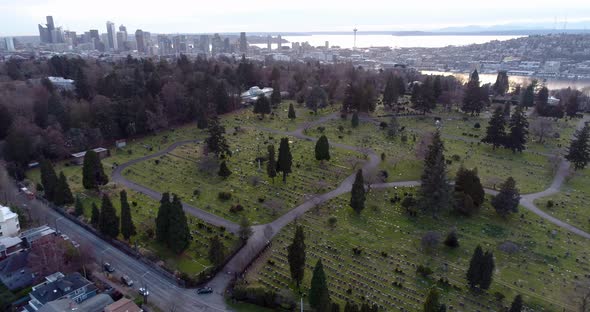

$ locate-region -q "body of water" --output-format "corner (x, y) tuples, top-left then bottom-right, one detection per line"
(422, 71), (590, 91)
(252, 34), (524, 49)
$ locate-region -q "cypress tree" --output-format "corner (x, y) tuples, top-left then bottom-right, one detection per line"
(565, 124), (590, 170)
(120, 190), (136, 241)
(350, 169), (366, 214)
(156, 192), (171, 243)
(383, 74), (399, 107)
(54, 172), (74, 206)
(424, 287), (442, 312)
(508, 295), (523, 312)
(443, 230), (459, 248)
(276, 138), (293, 183)
(315, 135), (331, 161)
(481, 106), (507, 149)
(491, 177), (520, 218)
(288, 103), (296, 120)
(40, 159), (58, 202)
(521, 83), (535, 107)
(253, 95), (271, 118)
(418, 131), (451, 217)
(90, 202), (100, 227)
(507, 106), (528, 153)
(351, 112), (359, 128)
(493, 70), (509, 95)
(74, 196), (84, 217)
(271, 81), (282, 107)
(467, 245), (484, 288)
(462, 70), (484, 115)
(208, 235), (225, 266)
(267, 144), (277, 183)
(167, 194), (190, 254)
(99, 194), (119, 238)
(82, 150), (108, 189)
(454, 166), (485, 215)
(309, 259), (329, 309)
(218, 160), (232, 178)
(205, 118), (230, 158)
(287, 225), (306, 288)
(480, 251), (495, 290)
(387, 115), (399, 139)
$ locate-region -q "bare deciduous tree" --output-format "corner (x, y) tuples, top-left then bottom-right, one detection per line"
(530, 118), (554, 143)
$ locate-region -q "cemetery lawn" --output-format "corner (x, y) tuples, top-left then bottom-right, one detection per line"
(245, 189), (589, 312)
(535, 167), (590, 232)
(121, 128), (364, 224)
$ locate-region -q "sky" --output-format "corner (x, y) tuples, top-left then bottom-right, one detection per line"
(1, 0), (590, 36)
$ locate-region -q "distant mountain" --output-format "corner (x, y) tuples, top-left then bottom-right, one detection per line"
(437, 21), (590, 33)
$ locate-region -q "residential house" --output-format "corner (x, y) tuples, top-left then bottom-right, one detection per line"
(25, 272), (97, 311)
(0, 205), (20, 238)
(104, 298), (143, 312)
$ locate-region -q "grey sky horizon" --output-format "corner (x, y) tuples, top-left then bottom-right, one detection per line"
(1, 0), (590, 36)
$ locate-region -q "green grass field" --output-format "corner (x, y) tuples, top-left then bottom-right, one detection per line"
(245, 189), (590, 311)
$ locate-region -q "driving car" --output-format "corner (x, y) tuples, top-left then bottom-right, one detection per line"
(103, 262), (115, 273)
(196, 287), (213, 294)
(120, 275), (133, 286)
(139, 287), (149, 296)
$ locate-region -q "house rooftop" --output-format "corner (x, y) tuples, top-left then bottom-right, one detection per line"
(30, 272), (95, 305)
(71, 147), (108, 158)
(104, 298), (143, 312)
(0, 205), (17, 222)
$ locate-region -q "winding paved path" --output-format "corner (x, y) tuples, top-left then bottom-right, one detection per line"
(110, 110), (590, 310)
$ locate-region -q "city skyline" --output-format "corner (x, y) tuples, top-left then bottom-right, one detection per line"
(1, 0), (590, 36)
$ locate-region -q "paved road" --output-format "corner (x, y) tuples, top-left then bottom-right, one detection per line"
(6, 111), (589, 311)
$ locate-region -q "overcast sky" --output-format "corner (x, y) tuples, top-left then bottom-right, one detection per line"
(1, 0), (590, 36)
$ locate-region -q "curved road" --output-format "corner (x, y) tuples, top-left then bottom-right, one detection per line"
(106, 111), (590, 310)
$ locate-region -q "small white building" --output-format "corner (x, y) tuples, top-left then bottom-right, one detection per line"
(0, 205), (20, 238)
(47, 76), (76, 91)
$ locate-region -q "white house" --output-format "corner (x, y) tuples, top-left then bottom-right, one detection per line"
(0, 205), (20, 238)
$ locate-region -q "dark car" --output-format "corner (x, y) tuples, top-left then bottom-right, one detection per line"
(196, 287), (213, 294)
(120, 275), (133, 286)
(103, 262), (115, 273)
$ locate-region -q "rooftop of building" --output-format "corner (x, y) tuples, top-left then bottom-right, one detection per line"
(0, 205), (18, 223)
(30, 272), (95, 305)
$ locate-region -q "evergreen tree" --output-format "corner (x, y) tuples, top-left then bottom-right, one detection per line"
(98, 194), (119, 238)
(454, 166), (485, 215)
(306, 85), (328, 114)
(315, 135), (331, 161)
(444, 230), (459, 248)
(508, 295), (523, 312)
(503, 102), (511, 120)
(480, 251), (495, 290)
(331, 302), (341, 312)
(507, 106), (528, 153)
(74, 196), (84, 217)
(344, 302), (359, 312)
(418, 131), (451, 217)
(156, 192), (171, 243)
(218, 160), (232, 178)
(82, 150), (108, 189)
(493, 70), (509, 95)
(467, 245), (484, 288)
(481, 106), (507, 149)
(54, 172), (74, 206)
(287, 225), (306, 288)
(90, 203), (100, 227)
(521, 83), (535, 107)
(267, 144), (277, 183)
(387, 115), (400, 139)
(351, 112), (359, 128)
(565, 93), (579, 117)
(167, 194), (190, 254)
(491, 177), (520, 218)
(565, 124), (590, 170)
(412, 79), (436, 114)
(350, 169), (366, 214)
(213, 81), (230, 115)
(309, 259), (329, 309)
(40, 159), (58, 202)
(423, 287), (442, 312)
(271, 81), (282, 107)
(205, 118), (230, 158)
(120, 190), (136, 241)
(288, 103), (296, 120)
(276, 138), (293, 183)
(253, 95), (271, 118)
(238, 216), (253, 241)
(208, 235), (225, 266)
(535, 86), (549, 114)
(433, 76), (442, 100)
(462, 70), (485, 115)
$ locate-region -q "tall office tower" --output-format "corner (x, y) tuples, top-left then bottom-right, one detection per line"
(223, 38), (231, 53)
(38, 16), (56, 43)
(199, 34), (210, 54)
(267, 35), (272, 51)
(4, 38), (15, 52)
(159, 35), (172, 55)
(325, 41), (329, 49)
(211, 33), (223, 55)
(106, 21), (118, 51)
(172, 35), (187, 54)
(119, 25), (127, 41)
(51, 27), (65, 44)
(239, 32), (248, 54)
(46, 16), (55, 31)
(135, 29), (145, 53)
(277, 34), (282, 50)
(64, 31), (77, 46)
(116, 32), (126, 50)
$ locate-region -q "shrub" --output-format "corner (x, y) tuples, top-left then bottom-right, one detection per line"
(474, 122), (481, 129)
(328, 216), (337, 227)
(494, 291), (505, 302)
(381, 153), (386, 161)
(258, 197), (265, 203)
(218, 192), (232, 201)
(381, 251), (388, 258)
(444, 230), (459, 248)
(230, 204), (244, 213)
(193, 189), (201, 197)
(451, 154), (461, 161)
(416, 265), (433, 277)
(154, 159), (160, 165)
(379, 121), (388, 129)
(352, 247), (363, 255)
(546, 200), (554, 208)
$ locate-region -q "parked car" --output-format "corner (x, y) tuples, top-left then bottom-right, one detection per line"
(139, 287), (149, 297)
(196, 287), (213, 294)
(120, 275), (133, 286)
(103, 262), (115, 273)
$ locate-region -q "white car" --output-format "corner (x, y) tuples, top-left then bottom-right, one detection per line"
(139, 287), (149, 297)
